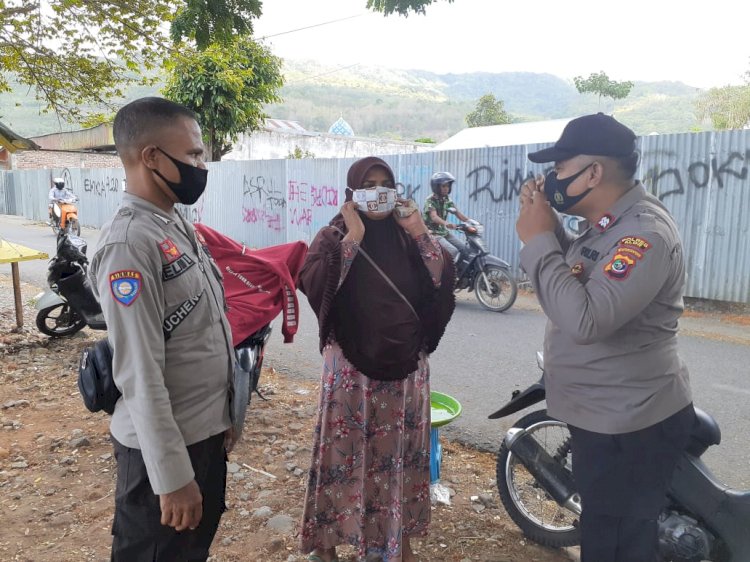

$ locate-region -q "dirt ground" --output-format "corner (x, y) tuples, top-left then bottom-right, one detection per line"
(0, 274), (582, 562)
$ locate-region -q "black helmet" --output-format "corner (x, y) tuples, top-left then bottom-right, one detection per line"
(430, 171), (455, 196)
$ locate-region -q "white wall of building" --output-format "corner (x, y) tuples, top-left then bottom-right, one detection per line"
(224, 129), (432, 161)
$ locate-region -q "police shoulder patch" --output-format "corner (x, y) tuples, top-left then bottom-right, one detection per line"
(619, 236), (651, 251)
(109, 270), (143, 306)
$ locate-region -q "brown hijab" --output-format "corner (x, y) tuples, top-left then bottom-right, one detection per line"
(299, 157), (455, 380)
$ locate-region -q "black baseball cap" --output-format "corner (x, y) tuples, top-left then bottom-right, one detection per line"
(527, 113), (636, 163)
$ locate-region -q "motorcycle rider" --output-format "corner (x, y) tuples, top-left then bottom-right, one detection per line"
(423, 171), (472, 260)
(48, 177), (70, 225)
(517, 113), (695, 562)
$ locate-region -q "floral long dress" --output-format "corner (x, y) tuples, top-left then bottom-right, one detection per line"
(299, 234), (443, 561)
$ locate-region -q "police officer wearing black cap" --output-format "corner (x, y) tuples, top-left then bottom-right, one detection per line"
(516, 113), (695, 561)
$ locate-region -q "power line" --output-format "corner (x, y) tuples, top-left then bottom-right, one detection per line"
(258, 14), (365, 40)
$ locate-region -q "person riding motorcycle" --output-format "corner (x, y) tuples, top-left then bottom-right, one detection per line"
(423, 171), (472, 260)
(48, 178), (72, 225)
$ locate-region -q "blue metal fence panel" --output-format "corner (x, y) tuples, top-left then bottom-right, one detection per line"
(2, 128), (749, 303)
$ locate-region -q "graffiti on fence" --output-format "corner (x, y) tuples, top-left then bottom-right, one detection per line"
(642, 149), (749, 200)
(242, 174), (285, 231)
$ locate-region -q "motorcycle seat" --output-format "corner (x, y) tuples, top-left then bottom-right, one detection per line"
(686, 407), (721, 457)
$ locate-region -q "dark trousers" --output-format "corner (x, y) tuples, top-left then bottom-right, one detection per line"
(569, 404), (695, 562)
(110, 433), (227, 562)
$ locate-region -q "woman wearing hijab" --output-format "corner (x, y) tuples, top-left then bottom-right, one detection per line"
(298, 157), (455, 562)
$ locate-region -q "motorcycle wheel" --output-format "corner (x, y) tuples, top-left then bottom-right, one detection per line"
(496, 409), (580, 547)
(474, 265), (517, 312)
(65, 218), (81, 236)
(35, 303), (86, 337)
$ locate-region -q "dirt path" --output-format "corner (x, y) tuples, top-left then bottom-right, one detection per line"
(0, 275), (577, 562)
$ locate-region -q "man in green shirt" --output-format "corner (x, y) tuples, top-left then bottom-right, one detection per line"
(423, 171), (472, 260)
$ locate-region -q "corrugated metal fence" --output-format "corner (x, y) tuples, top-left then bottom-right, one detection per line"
(2, 129), (749, 303)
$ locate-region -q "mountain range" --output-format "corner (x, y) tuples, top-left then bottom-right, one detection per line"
(1, 59), (708, 143)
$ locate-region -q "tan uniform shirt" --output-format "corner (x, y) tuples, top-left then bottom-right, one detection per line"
(520, 183), (692, 434)
(90, 193), (234, 494)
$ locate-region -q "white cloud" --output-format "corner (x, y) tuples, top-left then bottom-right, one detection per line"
(254, 0), (750, 89)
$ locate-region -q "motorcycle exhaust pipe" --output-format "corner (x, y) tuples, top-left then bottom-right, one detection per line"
(505, 428), (582, 515)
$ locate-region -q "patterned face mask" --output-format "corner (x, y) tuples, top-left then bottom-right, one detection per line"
(348, 186), (397, 213)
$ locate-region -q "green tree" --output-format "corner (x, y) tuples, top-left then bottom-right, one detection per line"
(366, 0), (454, 15)
(171, 0), (262, 50)
(695, 85), (750, 130)
(0, 0), (175, 120)
(163, 36), (283, 161)
(465, 94), (512, 128)
(573, 71), (634, 107)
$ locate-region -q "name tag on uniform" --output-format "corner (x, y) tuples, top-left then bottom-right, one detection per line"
(163, 292), (203, 339)
(163, 254), (195, 281)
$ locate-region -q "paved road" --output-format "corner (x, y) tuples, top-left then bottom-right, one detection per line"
(2, 214), (749, 491)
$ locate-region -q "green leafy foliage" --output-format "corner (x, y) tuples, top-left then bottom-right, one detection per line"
(286, 146), (315, 159)
(574, 71), (634, 107)
(366, 0), (454, 16)
(695, 85), (750, 129)
(465, 94), (512, 127)
(171, 0), (262, 50)
(163, 36), (283, 161)
(0, 0), (175, 121)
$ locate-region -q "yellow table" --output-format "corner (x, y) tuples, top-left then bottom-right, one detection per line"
(0, 239), (48, 329)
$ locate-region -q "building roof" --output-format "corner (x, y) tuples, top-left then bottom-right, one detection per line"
(0, 121), (40, 153)
(435, 118), (574, 151)
(30, 123), (114, 152)
(328, 117), (355, 136)
(263, 118), (306, 132)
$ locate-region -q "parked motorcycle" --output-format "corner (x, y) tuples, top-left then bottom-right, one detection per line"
(38, 232), (274, 434)
(35, 232), (106, 337)
(50, 192), (81, 236)
(232, 324), (273, 438)
(453, 218), (517, 312)
(489, 352), (750, 561)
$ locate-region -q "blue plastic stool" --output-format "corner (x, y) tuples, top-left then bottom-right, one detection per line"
(429, 391), (462, 484)
(430, 426), (442, 483)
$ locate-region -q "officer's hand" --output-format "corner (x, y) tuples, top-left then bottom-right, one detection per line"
(516, 188), (557, 243)
(519, 174), (545, 207)
(160, 479), (203, 532)
(224, 426), (238, 454)
(446, 222), (456, 230)
(341, 201), (365, 243)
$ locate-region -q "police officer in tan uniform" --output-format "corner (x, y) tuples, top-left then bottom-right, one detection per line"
(516, 113), (695, 562)
(89, 97), (235, 561)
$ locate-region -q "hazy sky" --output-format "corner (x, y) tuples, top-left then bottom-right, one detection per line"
(253, 0), (750, 89)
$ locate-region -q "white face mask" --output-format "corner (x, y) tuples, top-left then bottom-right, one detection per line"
(349, 186), (396, 213)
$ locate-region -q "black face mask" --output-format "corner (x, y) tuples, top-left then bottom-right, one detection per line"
(544, 163), (593, 212)
(152, 147), (208, 205)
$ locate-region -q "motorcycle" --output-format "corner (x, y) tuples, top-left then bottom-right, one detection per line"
(232, 324), (273, 438)
(489, 352), (750, 561)
(35, 232), (106, 337)
(37, 232), (273, 437)
(50, 192), (81, 236)
(453, 218), (517, 312)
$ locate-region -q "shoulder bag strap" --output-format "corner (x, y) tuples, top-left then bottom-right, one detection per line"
(329, 225), (420, 322)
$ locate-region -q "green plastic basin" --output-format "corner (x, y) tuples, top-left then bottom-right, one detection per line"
(430, 391), (462, 428)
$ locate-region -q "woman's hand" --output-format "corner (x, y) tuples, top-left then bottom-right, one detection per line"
(394, 198), (428, 238)
(341, 201), (365, 243)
